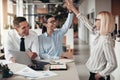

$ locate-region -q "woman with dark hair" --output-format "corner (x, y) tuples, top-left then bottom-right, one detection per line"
(38, 6), (74, 59)
(42, 15), (54, 33)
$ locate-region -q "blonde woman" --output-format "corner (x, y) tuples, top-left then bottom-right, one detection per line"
(66, 0), (117, 80)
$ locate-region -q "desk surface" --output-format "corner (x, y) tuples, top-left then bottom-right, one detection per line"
(2, 61), (80, 80)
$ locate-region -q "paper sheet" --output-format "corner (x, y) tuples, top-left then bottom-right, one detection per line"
(0, 60), (12, 65)
(15, 67), (57, 79)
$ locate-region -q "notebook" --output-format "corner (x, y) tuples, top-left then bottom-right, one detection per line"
(9, 50), (33, 66)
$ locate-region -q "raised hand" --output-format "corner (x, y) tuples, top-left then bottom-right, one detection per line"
(63, 1), (72, 12)
(65, 0), (73, 10)
(66, 0), (73, 5)
(65, 0), (79, 15)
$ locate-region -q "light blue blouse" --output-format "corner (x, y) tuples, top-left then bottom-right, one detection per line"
(38, 13), (74, 60)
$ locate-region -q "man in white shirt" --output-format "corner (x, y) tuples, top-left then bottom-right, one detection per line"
(4, 17), (40, 62)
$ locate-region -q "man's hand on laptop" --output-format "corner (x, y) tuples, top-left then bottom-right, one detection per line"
(27, 52), (37, 59)
(10, 57), (16, 63)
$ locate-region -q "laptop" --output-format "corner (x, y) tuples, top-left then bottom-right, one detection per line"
(9, 50), (50, 70)
(9, 50), (33, 66)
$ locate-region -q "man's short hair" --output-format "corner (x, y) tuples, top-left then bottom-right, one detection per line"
(13, 17), (26, 27)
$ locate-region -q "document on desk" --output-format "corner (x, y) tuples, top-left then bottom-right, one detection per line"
(0, 60), (12, 64)
(54, 59), (74, 64)
(15, 67), (57, 79)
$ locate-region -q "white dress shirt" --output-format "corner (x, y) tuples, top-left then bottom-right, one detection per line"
(77, 13), (117, 77)
(4, 29), (40, 60)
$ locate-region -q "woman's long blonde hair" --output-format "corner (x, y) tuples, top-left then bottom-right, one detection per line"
(98, 11), (115, 35)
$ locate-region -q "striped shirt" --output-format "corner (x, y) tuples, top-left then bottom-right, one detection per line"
(77, 13), (117, 77)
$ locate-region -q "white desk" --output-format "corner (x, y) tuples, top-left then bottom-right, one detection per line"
(2, 61), (80, 80)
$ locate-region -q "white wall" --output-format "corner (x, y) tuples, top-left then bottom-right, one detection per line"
(87, 0), (95, 13)
(96, 0), (111, 15)
(78, 0), (89, 43)
(112, 41), (120, 80)
(78, 0), (95, 44)
(0, 0), (3, 46)
(65, 29), (74, 49)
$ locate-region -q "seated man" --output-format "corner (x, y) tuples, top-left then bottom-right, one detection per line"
(4, 17), (40, 62)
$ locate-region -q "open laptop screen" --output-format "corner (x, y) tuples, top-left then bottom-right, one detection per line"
(9, 50), (33, 66)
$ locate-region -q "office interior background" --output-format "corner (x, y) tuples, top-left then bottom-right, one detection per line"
(0, 0), (120, 80)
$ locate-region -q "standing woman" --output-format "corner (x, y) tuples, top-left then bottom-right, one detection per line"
(66, 0), (117, 80)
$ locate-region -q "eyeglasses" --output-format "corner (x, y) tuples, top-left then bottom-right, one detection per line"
(95, 18), (100, 21)
(48, 20), (56, 24)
